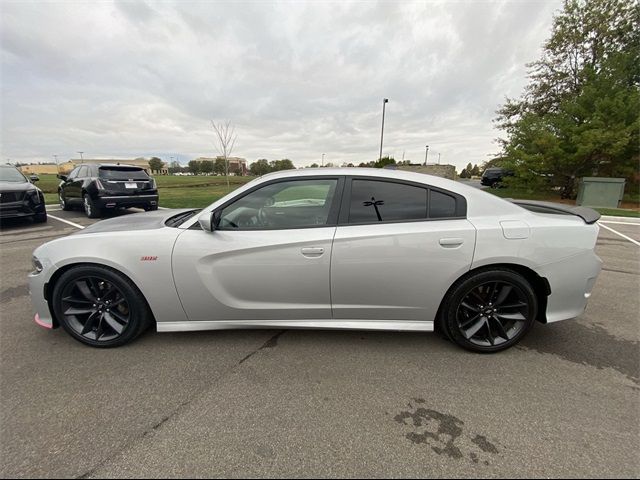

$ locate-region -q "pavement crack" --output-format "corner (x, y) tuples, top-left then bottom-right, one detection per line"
(238, 330), (286, 364)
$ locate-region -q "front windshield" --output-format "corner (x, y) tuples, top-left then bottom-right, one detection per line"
(0, 166), (27, 183)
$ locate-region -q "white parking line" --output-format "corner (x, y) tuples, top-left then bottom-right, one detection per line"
(599, 223), (640, 246)
(47, 214), (85, 230)
(599, 220), (640, 226)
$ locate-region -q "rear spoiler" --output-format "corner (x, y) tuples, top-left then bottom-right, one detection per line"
(506, 199), (601, 224)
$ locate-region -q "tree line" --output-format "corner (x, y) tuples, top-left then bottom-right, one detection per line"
(495, 0), (638, 198)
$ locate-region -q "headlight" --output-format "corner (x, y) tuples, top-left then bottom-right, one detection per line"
(32, 256), (43, 273)
(26, 190), (41, 204)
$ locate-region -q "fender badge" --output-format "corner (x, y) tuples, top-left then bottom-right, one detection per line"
(140, 256), (158, 261)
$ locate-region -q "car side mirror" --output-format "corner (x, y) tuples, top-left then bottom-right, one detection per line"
(198, 210), (221, 232)
(57, 174), (67, 181)
(30, 175), (39, 182)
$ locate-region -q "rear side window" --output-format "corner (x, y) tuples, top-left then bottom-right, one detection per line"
(78, 166), (88, 178)
(349, 180), (427, 223)
(99, 167), (149, 181)
(429, 190), (457, 218)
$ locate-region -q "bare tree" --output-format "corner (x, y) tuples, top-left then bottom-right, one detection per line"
(211, 120), (237, 191)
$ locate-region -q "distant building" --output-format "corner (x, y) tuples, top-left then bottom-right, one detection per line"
(193, 157), (248, 175)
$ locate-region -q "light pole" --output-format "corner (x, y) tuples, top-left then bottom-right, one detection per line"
(379, 98), (389, 162)
(321, 153), (325, 167)
(77, 151), (84, 160)
(424, 145), (429, 166)
(438, 153), (441, 164)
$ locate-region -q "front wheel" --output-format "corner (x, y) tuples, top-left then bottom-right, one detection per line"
(51, 265), (152, 347)
(439, 269), (537, 353)
(59, 191), (72, 211)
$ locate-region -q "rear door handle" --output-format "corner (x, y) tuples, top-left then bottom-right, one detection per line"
(439, 237), (464, 247)
(301, 247), (325, 257)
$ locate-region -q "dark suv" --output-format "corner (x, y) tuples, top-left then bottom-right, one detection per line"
(58, 164), (159, 218)
(481, 167), (513, 187)
(0, 164), (47, 223)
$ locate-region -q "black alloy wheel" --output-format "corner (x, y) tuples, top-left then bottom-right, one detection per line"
(441, 269), (537, 353)
(52, 265), (151, 347)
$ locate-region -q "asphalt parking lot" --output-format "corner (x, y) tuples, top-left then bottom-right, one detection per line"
(1, 206), (638, 478)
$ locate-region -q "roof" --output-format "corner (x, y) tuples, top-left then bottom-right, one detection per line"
(76, 163), (146, 169)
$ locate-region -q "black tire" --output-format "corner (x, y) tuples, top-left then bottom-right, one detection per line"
(439, 269), (537, 353)
(83, 193), (101, 218)
(144, 205), (158, 211)
(51, 265), (152, 348)
(59, 191), (72, 211)
(33, 212), (47, 223)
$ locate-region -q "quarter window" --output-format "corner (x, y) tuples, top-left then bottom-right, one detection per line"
(219, 179), (338, 230)
(429, 190), (457, 218)
(348, 180), (427, 223)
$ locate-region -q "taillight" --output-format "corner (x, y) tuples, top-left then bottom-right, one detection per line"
(95, 179), (105, 190)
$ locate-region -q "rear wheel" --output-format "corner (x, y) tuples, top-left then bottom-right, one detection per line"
(52, 265), (152, 347)
(144, 204), (158, 211)
(33, 212), (47, 223)
(440, 269), (537, 353)
(83, 194), (101, 218)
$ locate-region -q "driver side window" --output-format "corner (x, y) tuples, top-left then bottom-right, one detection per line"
(218, 178), (338, 230)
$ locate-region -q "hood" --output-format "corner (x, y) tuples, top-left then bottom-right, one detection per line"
(0, 181), (38, 193)
(73, 209), (198, 235)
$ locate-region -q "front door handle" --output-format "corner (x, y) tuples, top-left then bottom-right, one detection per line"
(301, 247), (325, 257)
(439, 237), (464, 248)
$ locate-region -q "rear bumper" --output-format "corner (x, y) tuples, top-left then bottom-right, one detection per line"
(535, 250), (602, 323)
(481, 178), (499, 186)
(96, 194), (159, 209)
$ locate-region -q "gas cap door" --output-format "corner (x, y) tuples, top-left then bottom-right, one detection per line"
(500, 220), (530, 239)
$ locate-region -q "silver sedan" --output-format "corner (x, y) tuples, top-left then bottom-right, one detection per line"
(29, 168), (602, 352)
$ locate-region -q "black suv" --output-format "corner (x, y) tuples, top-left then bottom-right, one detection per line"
(481, 167), (513, 187)
(0, 164), (47, 223)
(58, 164), (159, 218)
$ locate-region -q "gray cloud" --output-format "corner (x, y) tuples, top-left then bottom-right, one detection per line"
(1, 0), (562, 169)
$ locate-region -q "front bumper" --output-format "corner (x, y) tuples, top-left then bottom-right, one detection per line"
(0, 200), (46, 219)
(28, 266), (56, 329)
(96, 194), (159, 209)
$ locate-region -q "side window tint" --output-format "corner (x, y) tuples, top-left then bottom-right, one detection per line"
(430, 190), (457, 218)
(349, 180), (427, 223)
(78, 166), (87, 178)
(219, 179), (338, 230)
(68, 167), (80, 179)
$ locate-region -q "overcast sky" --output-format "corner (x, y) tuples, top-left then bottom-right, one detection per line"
(1, 0), (562, 169)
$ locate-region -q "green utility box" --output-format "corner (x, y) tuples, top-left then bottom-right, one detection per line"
(576, 177), (626, 208)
